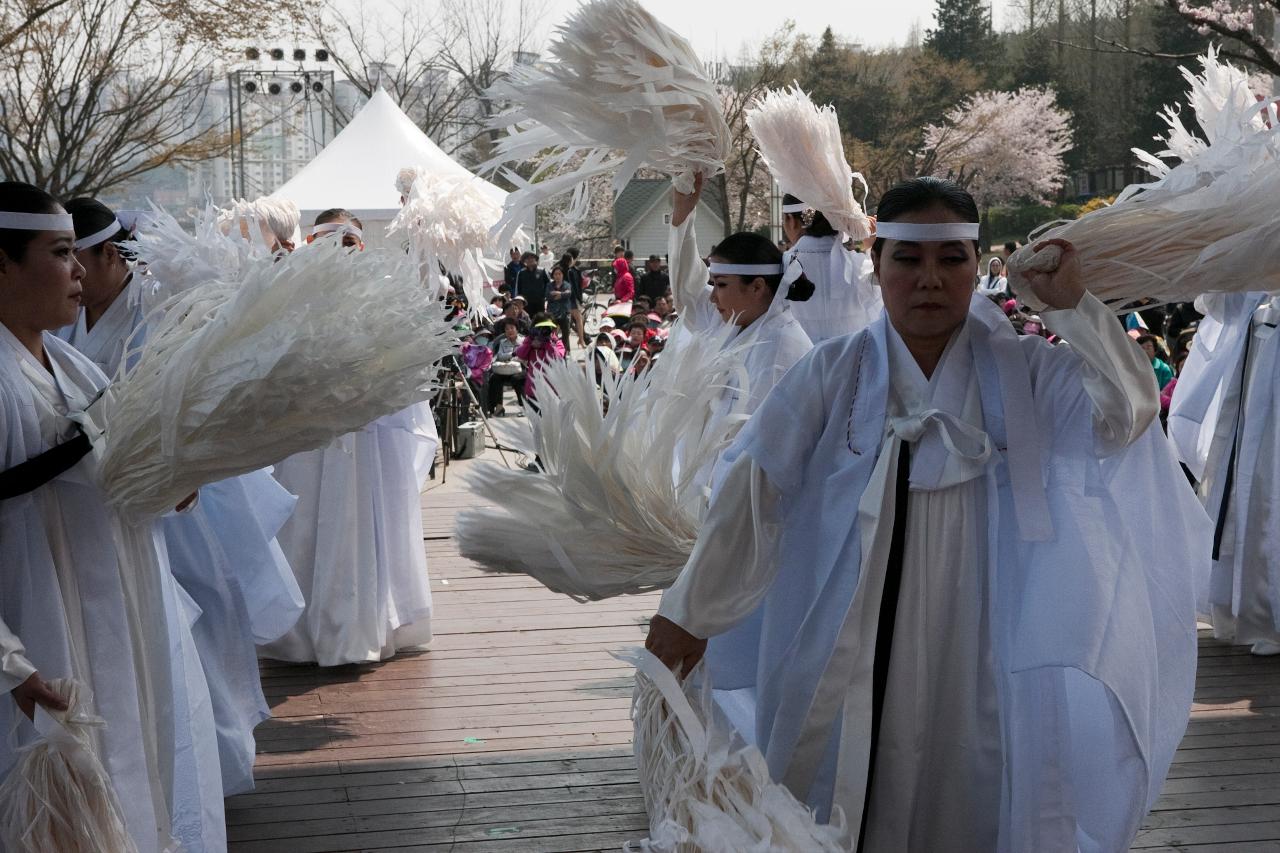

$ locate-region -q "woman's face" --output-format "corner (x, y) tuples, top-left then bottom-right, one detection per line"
(707, 257), (771, 327)
(504, 324), (518, 341)
(552, 268), (564, 284)
(872, 205), (977, 347)
(74, 241), (128, 310)
(1140, 340), (1156, 360)
(989, 257), (1003, 275)
(0, 227), (84, 332)
(782, 213), (803, 244)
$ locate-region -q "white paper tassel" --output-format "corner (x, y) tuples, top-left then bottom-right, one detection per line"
(456, 320), (750, 601)
(125, 201), (268, 314)
(387, 167), (517, 319)
(92, 240), (459, 517)
(1008, 48), (1280, 310)
(618, 649), (848, 853)
(483, 0), (731, 245)
(0, 679), (139, 853)
(746, 85), (872, 242)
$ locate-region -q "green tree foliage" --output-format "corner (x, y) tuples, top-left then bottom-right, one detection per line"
(924, 0), (1003, 72)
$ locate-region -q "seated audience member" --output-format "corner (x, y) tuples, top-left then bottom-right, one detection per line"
(1137, 333), (1176, 390)
(487, 318), (526, 415)
(515, 315), (567, 409)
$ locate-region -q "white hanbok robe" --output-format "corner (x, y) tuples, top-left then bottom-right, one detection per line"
(783, 234), (883, 343)
(658, 293), (1209, 851)
(61, 276), (304, 797)
(261, 403), (438, 666)
(1169, 291), (1280, 646)
(669, 216), (812, 418)
(0, 327), (225, 853)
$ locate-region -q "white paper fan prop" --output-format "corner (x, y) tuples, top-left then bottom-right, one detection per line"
(387, 167), (516, 319)
(618, 649), (848, 853)
(483, 0), (731, 245)
(1008, 48), (1280, 311)
(456, 320), (751, 601)
(125, 201), (268, 314)
(89, 240), (459, 518)
(746, 85), (872, 241)
(0, 679), (139, 853)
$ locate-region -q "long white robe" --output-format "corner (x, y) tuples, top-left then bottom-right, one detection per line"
(261, 403), (438, 666)
(0, 326), (224, 853)
(62, 276), (304, 797)
(1169, 291), (1280, 646)
(783, 233), (883, 343)
(658, 293), (1208, 851)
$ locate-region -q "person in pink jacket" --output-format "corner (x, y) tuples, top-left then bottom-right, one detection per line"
(515, 315), (567, 405)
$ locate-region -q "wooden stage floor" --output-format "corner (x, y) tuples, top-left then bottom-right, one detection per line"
(226, 448), (1280, 852)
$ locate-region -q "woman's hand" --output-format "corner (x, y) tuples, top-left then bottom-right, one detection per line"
(645, 614), (707, 677)
(12, 672), (67, 720)
(671, 173), (705, 228)
(1023, 238), (1085, 310)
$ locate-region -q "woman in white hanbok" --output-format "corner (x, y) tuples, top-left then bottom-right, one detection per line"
(647, 177), (1209, 852)
(1169, 290), (1280, 654)
(780, 193), (883, 343)
(63, 197), (304, 798)
(259, 210), (438, 666)
(0, 181), (225, 852)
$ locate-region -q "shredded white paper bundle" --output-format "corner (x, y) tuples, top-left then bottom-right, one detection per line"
(482, 0), (731, 245)
(0, 679), (139, 853)
(456, 321), (750, 601)
(618, 649), (848, 853)
(387, 167), (512, 319)
(92, 240), (459, 517)
(1008, 48), (1280, 310)
(746, 85), (872, 241)
(126, 201), (269, 314)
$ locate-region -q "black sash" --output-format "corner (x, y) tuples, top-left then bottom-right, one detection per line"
(0, 429), (92, 500)
(857, 441), (911, 849)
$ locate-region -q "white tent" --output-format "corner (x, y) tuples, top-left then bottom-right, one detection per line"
(272, 88), (511, 249)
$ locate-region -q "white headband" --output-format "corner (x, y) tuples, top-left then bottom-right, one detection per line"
(0, 211), (75, 231)
(781, 202), (809, 214)
(708, 262), (784, 277)
(73, 219), (124, 251)
(311, 222), (363, 240)
(873, 222), (980, 242)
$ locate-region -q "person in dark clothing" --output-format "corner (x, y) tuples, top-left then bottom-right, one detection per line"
(514, 251), (550, 315)
(637, 254), (670, 303)
(503, 247), (523, 294)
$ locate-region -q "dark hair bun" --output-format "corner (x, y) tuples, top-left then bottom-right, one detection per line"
(785, 273), (815, 303)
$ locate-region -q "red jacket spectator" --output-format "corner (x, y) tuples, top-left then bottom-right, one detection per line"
(613, 254), (635, 302)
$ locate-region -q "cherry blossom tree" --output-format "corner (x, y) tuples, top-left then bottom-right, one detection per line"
(1164, 0), (1279, 77)
(917, 86), (1073, 210)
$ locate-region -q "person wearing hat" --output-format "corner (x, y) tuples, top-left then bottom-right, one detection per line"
(502, 298), (532, 335)
(514, 251), (551, 315)
(514, 314), (567, 408)
(486, 318), (527, 416)
(638, 253), (670, 303)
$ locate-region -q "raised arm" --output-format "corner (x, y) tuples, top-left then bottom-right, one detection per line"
(1023, 239), (1158, 453)
(669, 174), (712, 323)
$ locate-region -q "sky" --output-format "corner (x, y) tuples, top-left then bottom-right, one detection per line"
(531, 0), (1017, 55)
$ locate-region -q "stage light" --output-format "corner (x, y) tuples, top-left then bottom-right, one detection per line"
(243, 80), (257, 93)
(293, 48), (306, 62)
(245, 47), (260, 61)
(315, 49), (329, 62)
(268, 82), (282, 95)
(269, 48), (285, 61)
(312, 80), (325, 93)
(290, 81), (303, 94)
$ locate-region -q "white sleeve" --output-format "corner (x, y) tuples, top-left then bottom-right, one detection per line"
(656, 452), (784, 639)
(1042, 290), (1158, 454)
(0, 617), (36, 694)
(669, 214), (720, 333)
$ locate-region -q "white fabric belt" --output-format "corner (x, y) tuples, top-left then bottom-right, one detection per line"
(74, 219), (123, 251)
(709, 262), (783, 276)
(0, 211), (74, 231)
(874, 222), (980, 242)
